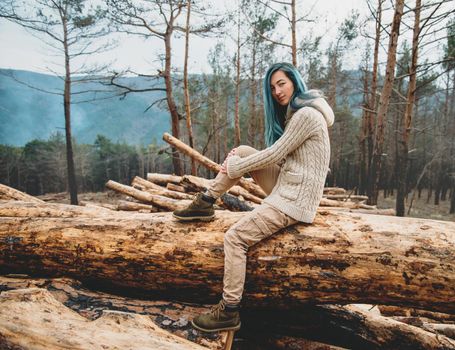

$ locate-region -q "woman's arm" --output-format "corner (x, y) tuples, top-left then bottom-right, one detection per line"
(226, 107), (322, 179)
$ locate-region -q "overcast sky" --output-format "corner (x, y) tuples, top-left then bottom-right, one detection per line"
(0, 1), (378, 75)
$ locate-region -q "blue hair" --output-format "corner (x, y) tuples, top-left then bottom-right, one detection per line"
(263, 62), (321, 147)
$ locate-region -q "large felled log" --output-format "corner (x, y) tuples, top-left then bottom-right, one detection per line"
(1, 201), (454, 314)
(162, 132), (267, 199)
(0, 288), (207, 350)
(0, 184), (44, 203)
(0, 276), (224, 349)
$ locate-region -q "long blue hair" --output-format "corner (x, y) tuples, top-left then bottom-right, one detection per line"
(263, 62), (321, 147)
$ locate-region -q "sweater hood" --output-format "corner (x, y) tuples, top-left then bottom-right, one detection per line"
(286, 97), (335, 128)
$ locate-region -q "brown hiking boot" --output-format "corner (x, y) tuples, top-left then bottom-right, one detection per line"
(172, 192), (215, 221)
(191, 300), (241, 333)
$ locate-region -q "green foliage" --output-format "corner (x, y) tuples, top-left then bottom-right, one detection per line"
(0, 133), (171, 195)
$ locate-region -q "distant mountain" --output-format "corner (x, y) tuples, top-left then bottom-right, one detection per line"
(0, 69), (170, 146)
(0, 68), (365, 147)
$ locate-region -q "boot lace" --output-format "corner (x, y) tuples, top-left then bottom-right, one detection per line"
(210, 300), (226, 319)
(188, 193), (204, 209)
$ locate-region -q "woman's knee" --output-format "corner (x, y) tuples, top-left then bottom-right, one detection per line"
(224, 228), (248, 251)
(235, 145), (258, 158)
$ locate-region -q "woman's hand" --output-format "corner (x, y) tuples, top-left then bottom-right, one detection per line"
(220, 148), (237, 174)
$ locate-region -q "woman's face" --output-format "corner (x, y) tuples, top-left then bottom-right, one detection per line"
(270, 70), (295, 106)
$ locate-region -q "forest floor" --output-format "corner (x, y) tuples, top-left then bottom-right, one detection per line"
(38, 188), (455, 222)
(377, 189), (454, 222)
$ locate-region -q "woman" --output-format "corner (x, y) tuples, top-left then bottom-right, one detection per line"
(173, 62), (334, 332)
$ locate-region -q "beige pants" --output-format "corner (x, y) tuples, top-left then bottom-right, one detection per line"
(206, 146), (298, 305)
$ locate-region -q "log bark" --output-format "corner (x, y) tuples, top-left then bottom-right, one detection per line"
(162, 132), (267, 199)
(0, 184), (44, 203)
(1, 201), (454, 313)
(117, 200), (158, 213)
(0, 288), (207, 350)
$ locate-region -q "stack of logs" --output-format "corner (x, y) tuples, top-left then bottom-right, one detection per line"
(102, 132), (394, 216)
(104, 173), (395, 216)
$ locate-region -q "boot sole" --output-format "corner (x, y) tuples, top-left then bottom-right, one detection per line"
(172, 213), (215, 222)
(191, 320), (241, 333)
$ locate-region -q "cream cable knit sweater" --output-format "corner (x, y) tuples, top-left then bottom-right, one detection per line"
(227, 98), (334, 223)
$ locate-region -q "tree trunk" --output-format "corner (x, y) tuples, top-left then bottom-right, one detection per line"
(359, 48), (370, 195)
(451, 184), (455, 214)
(183, 0), (196, 176)
(63, 15), (78, 205)
(1, 202), (454, 313)
(368, 0), (382, 175)
(396, 0), (421, 217)
(164, 29), (183, 176)
(248, 43), (257, 148)
(291, 0), (297, 66)
(367, 0), (404, 205)
(234, 7), (241, 147)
